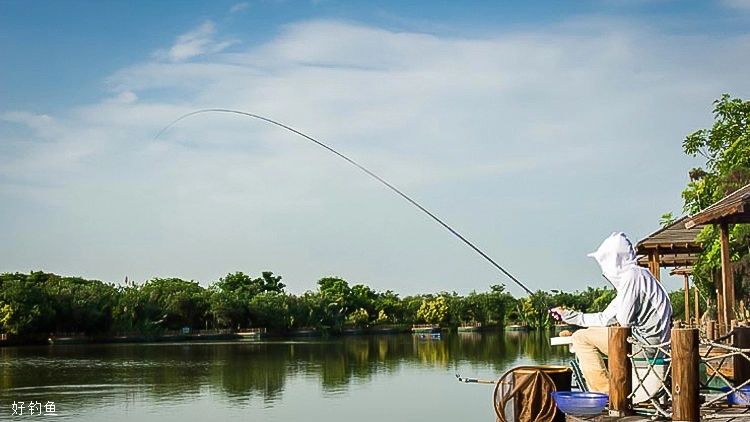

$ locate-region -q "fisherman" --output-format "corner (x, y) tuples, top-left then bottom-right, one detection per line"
(550, 232), (672, 394)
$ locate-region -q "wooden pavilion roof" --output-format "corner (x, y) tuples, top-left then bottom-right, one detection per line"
(636, 215), (704, 256)
(670, 266), (693, 276)
(685, 183), (750, 228)
(637, 253), (700, 268)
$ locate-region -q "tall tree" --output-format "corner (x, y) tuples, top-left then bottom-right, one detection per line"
(681, 94), (750, 306)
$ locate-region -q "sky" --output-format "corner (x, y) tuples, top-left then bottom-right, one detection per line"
(1, 0), (750, 296)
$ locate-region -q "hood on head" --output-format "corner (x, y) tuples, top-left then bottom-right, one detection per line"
(587, 232), (637, 289)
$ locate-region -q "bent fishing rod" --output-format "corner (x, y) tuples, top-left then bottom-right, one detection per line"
(156, 108), (534, 295)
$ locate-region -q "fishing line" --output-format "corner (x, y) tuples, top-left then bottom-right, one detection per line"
(156, 108), (533, 295)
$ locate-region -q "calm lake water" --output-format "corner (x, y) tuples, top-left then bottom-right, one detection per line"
(0, 332), (570, 421)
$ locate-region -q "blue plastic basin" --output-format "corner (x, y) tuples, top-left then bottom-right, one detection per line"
(721, 386), (750, 406)
(551, 391), (608, 416)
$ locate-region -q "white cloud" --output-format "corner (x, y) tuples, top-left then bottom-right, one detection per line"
(2, 19), (750, 294)
(722, 0), (750, 11)
(156, 21), (238, 62)
(1, 111), (54, 128)
(230, 2), (249, 13)
(104, 91), (138, 104)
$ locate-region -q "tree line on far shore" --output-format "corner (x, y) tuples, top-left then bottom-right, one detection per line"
(0, 271), (631, 337)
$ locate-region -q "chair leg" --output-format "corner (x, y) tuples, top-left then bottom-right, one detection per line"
(570, 357), (589, 392)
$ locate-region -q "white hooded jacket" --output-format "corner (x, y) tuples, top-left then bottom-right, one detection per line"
(561, 232), (673, 345)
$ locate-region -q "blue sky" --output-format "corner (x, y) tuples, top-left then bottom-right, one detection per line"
(2, 0), (746, 111)
(1, 0), (750, 295)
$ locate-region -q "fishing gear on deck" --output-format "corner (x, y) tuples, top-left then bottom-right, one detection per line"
(457, 367), (562, 422)
(455, 373), (499, 384)
(156, 109), (534, 295)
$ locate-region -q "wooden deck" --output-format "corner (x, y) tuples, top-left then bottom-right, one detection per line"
(564, 407), (750, 421)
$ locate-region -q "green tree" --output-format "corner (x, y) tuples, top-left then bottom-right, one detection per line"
(140, 278), (209, 330)
(680, 94), (750, 305)
(459, 291), (483, 324)
(660, 212), (676, 228)
(346, 308), (370, 327)
(208, 271), (287, 329)
(401, 295), (424, 324)
(669, 290), (686, 321)
(317, 277), (352, 328)
(0, 272), (51, 335)
(416, 296), (449, 324)
(590, 288), (616, 312)
(486, 284), (514, 326)
(518, 290), (553, 329)
(208, 288), (246, 329)
(113, 284), (158, 333)
(215, 271), (285, 298)
(248, 292), (289, 330)
(373, 290), (402, 323)
(43, 274), (118, 334)
(350, 284), (377, 321)
(288, 291), (326, 328)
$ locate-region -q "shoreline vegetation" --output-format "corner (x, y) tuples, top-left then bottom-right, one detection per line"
(0, 271), (693, 346)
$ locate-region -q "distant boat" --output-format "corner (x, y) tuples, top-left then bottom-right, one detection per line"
(416, 332), (442, 340)
(236, 328), (267, 339)
(458, 323), (482, 332)
(505, 324), (530, 332)
(288, 327), (322, 337)
(368, 324), (407, 334)
(48, 334), (91, 345)
(411, 324), (441, 334)
(341, 326), (365, 335)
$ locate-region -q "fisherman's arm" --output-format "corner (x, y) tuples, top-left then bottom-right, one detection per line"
(552, 288), (629, 327)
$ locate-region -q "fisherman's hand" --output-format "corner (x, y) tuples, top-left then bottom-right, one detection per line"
(549, 307), (566, 321)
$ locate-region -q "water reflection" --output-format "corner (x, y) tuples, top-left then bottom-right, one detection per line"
(0, 332), (570, 420)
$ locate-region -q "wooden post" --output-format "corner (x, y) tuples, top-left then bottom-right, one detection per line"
(734, 327), (750, 386)
(649, 250), (661, 281)
(707, 320), (716, 341)
(684, 274), (691, 324)
(720, 222), (735, 327)
(694, 284), (700, 326)
(608, 326), (632, 417)
(672, 328), (699, 422)
(715, 269), (725, 335)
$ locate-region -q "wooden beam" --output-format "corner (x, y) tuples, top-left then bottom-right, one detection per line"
(715, 269), (725, 335)
(720, 222), (735, 328)
(684, 274), (690, 324)
(649, 250), (661, 281)
(687, 202), (747, 228)
(637, 244), (703, 255)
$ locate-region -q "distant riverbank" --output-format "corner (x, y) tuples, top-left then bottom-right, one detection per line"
(0, 323), (578, 347)
(1, 271), (625, 348)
